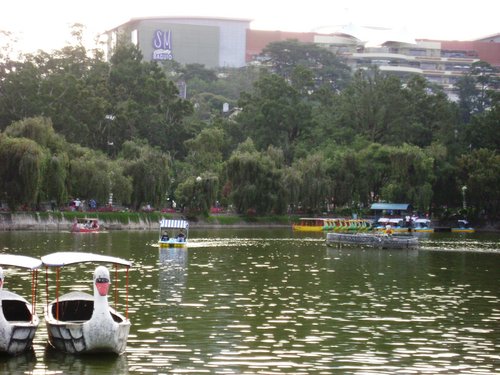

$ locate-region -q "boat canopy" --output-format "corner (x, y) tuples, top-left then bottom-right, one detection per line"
(41, 252), (132, 267)
(159, 219), (189, 229)
(0, 254), (42, 269)
(377, 218), (403, 224)
(370, 203), (411, 211)
(414, 218), (431, 223)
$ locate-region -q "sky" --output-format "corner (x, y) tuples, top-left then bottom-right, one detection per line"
(1, 0), (499, 54)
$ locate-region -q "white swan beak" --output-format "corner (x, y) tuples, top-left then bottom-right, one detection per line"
(95, 277), (110, 296)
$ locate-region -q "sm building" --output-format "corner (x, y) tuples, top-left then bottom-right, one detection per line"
(105, 17), (250, 68)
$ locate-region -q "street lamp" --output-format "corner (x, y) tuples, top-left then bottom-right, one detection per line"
(461, 185), (467, 209)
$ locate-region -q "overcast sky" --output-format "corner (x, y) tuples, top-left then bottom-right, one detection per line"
(2, 0), (499, 54)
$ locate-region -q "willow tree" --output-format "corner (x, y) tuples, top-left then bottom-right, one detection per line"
(0, 134), (48, 209)
(380, 144), (435, 212)
(290, 152), (331, 213)
(457, 149), (500, 219)
(225, 139), (286, 215)
(120, 139), (171, 209)
(67, 148), (132, 208)
(175, 173), (219, 216)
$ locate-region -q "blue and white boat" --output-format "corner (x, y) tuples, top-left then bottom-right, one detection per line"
(158, 219), (189, 248)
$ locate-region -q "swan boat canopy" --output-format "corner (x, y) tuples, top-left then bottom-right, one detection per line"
(41, 252), (132, 355)
(159, 219), (189, 248)
(0, 254), (42, 355)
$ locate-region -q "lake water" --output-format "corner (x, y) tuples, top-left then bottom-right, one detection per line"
(0, 228), (498, 374)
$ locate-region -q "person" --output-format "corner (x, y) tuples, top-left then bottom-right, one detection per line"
(161, 233), (169, 241)
(75, 198), (81, 211)
(177, 231), (185, 242)
(385, 224), (393, 236)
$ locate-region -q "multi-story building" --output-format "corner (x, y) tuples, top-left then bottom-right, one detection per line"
(106, 16), (251, 68)
(105, 17), (500, 96)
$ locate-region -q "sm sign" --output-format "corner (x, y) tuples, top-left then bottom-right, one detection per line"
(152, 30), (173, 60)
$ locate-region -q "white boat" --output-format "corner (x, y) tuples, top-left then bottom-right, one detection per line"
(326, 232), (418, 249)
(158, 219), (189, 248)
(451, 219), (475, 233)
(412, 218), (433, 232)
(0, 254), (42, 355)
(41, 252), (132, 354)
(373, 218), (411, 233)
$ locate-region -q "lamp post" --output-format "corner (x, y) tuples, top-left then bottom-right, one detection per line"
(461, 185), (467, 210)
(194, 176), (202, 211)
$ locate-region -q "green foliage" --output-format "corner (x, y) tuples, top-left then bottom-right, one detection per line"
(457, 149), (500, 217)
(237, 71), (314, 162)
(176, 173), (219, 216)
(226, 143), (286, 215)
(464, 95), (500, 150)
(0, 134), (48, 209)
(120, 139), (171, 209)
(0, 33), (499, 219)
(262, 39), (351, 91)
(289, 153), (331, 214)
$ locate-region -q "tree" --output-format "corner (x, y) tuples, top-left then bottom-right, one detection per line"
(457, 61), (500, 122)
(463, 91), (500, 151)
(108, 42), (194, 155)
(68, 150), (128, 206)
(184, 126), (226, 175)
(401, 75), (458, 148)
(0, 59), (43, 128)
(236, 71), (313, 162)
(4, 117), (71, 206)
(337, 69), (407, 144)
(120, 139), (171, 209)
(176, 173), (219, 216)
(457, 149), (500, 219)
(0, 134), (48, 210)
(380, 144), (435, 212)
(225, 139), (286, 214)
(261, 39), (351, 91)
(180, 63), (217, 83)
(289, 153), (331, 213)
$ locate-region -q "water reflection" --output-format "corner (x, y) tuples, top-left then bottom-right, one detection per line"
(158, 248), (188, 303)
(0, 230), (498, 374)
(0, 350), (36, 373)
(42, 347), (128, 374)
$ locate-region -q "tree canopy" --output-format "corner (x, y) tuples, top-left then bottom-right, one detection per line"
(0, 31), (498, 221)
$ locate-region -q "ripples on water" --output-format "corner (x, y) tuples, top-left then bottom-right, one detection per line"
(0, 230), (498, 374)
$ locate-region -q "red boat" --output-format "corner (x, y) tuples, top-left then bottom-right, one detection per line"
(71, 218), (100, 233)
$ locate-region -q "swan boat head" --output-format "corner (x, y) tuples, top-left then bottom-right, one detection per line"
(94, 265), (110, 299)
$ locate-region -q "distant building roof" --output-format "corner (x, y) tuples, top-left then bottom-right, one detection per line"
(370, 203), (412, 211)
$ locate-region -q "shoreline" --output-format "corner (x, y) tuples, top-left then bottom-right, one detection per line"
(0, 212), (498, 232)
(0, 212), (292, 231)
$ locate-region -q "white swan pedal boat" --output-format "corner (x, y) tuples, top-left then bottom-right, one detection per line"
(0, 254), (42, 355)
(41, 252), (132, 354)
